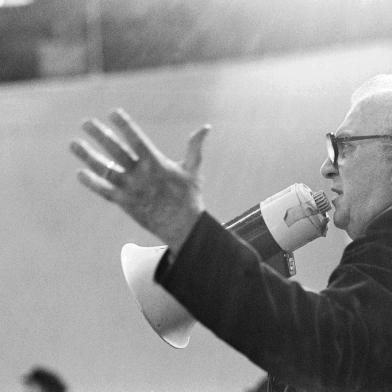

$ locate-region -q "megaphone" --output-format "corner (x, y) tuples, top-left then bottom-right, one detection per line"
(121, 183), (331, 348)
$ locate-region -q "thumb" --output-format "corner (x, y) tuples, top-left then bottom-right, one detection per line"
(183, 124), (211, 175)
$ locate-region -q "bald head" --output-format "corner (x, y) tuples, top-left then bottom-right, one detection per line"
(347, 75), (392, 138)
(351, 74), (392, 106)
(347, 92), (392, 137)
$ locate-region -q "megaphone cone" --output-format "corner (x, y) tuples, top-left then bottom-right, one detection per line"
(121, 243), (196, 349)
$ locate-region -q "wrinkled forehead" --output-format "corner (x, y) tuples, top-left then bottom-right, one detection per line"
(337, 91), (392, 137)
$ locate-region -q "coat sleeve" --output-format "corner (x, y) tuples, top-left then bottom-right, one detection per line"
(154, 212), (392, 392)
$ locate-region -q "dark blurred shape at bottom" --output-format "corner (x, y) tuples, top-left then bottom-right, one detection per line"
(22, 366), (68, 392)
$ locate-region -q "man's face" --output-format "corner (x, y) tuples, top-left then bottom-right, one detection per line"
(320, 97), (392, 239)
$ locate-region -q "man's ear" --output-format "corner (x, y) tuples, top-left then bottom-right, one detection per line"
(381, 144), (392, 184)
(386, 150), (392, 184)
(382, 143), (392, 162)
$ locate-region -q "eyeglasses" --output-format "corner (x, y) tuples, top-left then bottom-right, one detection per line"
(326, 132), (392, 167)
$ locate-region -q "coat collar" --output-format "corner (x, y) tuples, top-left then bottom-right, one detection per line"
(365, 205), (392, 234)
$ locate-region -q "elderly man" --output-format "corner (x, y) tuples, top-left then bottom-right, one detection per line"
(71, 75), (392, 391)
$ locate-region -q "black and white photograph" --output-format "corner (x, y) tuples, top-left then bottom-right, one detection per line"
(2, 1), (392, 391)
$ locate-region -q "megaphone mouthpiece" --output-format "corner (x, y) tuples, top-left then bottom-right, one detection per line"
(312, 190), (331, 215)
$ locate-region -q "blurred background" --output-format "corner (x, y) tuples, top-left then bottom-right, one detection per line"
(1, 0), (392, 391)
(2, 0), (392, 82)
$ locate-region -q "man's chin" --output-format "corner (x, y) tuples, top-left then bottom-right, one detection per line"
(332, 209), (349, 231)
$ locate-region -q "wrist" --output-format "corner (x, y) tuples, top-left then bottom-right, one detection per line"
(164, 206), (204, 256)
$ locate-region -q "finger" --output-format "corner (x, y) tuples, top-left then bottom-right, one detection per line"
(108, 108), (158, 160)
(70, 139), (125, 187)
(183, 124), (211, 175)
(82, 118), (139, 170)
(76, 169), (124, 203)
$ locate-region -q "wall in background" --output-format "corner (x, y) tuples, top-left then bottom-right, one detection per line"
(2, 0), (392, 81)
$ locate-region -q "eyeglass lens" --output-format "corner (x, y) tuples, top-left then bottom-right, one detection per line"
(326, 134), (337, 165)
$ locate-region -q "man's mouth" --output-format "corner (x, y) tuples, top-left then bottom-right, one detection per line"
(330, 188), (342, 207)
(331, 188), (343, 196)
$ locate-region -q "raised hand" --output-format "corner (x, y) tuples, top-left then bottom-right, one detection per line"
(70, 108), (210, 254)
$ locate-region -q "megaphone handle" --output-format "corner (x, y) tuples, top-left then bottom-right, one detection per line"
(223, 204), (296, 278)
(223, 204), (281, 259)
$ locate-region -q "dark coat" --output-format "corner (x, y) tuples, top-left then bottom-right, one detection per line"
(155, 209), (392, 392)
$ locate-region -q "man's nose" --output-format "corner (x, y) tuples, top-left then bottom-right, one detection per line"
(320, 157), (338, 179)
